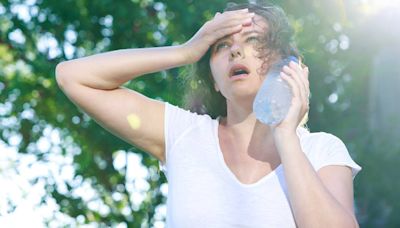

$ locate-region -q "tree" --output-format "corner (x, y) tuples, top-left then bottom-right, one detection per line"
(1, 0), (398, 226)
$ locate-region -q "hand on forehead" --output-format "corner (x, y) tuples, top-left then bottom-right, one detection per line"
(245, 15), (268, 32)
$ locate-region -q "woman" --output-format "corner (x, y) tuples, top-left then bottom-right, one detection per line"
(55, 2), (361, 227)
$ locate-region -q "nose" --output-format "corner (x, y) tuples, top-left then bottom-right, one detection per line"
(230, 44), (244, 60)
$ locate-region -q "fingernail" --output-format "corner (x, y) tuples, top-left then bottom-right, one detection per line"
(244, 17), (252, 23)
(241, 8), (249, 11)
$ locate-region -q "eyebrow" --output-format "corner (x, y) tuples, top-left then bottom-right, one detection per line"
(217, 30), (263, 42)
(241, 30), (263, 36)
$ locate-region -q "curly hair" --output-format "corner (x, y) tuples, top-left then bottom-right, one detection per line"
(180, 1), (301, 119)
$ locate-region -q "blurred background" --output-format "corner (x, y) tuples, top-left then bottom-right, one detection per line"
(0, 0), (399, 227)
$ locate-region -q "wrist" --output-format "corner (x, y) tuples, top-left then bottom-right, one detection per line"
(178, 42), (197, 64)
(273, 130), (299, 150)
(273, 127), (297, 139)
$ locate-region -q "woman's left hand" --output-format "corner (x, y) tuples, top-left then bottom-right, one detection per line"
(272, 61), (310, 136)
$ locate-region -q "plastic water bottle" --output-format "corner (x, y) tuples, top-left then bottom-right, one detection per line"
(253, 56), (299, 126)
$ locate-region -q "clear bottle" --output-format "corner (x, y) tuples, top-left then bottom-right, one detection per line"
(253, 56), (299, 126)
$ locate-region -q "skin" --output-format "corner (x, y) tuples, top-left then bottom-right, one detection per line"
(209, 14), (282, 184)
(210, 15), (267, 108)
(55, 7), (359, 228)
(207, 13), (359, 228)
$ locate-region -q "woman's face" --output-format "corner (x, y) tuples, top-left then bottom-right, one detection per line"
(209, 14), (269, 103)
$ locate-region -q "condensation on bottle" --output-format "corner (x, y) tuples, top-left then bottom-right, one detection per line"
(253, 56), (299, 126)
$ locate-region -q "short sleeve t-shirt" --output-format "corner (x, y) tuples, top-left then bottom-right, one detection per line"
(160, 102), (362, 228)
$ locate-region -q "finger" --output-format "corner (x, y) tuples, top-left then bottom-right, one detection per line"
(295, 63), (310, 98)
(221, 16), (253, 27)
(221, 10), (249, 20)
(207, 11), (254, 42)
(287, 62), (310, 100)
(242, 17), (254, 26)
(282, 65), (307, 102)
(208, 18), (251, 36)
(289, 61), (303, 77)
(212, 15), (253, 35)
(283, 66), (309, 110)
(224, 8), (249, 15)
(281, 72), (310, 115)
(280, 72), (301, 100)
(302, 66), (310, 98)
(223, 11), (254, 22)
(212, 10), (251, 24)
(290, 61), (309, 87)
(215, 24), (244, 37)
(210, 24), (242, 43)
(303, 66), (309, 80)
(291, 63), (310, 108)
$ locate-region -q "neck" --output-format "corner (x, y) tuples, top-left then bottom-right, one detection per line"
(219, 101), (279, 161)
(221, 99), (274, 144)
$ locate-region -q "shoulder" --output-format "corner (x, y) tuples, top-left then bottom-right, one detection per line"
(165, 102), (215, 122)
(164, 102), (216, 143)
(297, 127), (348, 164)
(298, 127), (362, 177)
(298, 127), (345, 149)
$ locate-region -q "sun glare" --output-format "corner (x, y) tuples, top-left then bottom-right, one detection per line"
(359, 0), (400, 15)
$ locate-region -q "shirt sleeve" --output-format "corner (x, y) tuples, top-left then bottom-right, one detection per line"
(159, 102), (204, 175)
(314, 133), (362, 179)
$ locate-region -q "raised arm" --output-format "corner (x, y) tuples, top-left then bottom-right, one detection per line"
(55, 9), (254, 163)
(55, 46), (190, 163)
(56, 46), (190, 90)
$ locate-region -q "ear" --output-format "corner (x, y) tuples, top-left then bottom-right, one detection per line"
(214, 82), (220, 92)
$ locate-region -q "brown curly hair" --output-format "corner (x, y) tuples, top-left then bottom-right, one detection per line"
(180, 1), (301, 119)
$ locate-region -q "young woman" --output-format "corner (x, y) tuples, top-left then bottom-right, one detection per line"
(55, 2), (361, 227)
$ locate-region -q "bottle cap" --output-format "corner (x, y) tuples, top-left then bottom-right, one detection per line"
(286, 55), (298, 63)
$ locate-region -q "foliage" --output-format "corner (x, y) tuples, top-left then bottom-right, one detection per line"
(0, 0), (399, 226)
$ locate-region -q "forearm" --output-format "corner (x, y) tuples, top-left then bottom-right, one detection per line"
(275, 133), (357, 228)
(55, 45), (189, 90)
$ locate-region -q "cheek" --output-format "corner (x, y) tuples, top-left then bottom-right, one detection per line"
(209, 59), (224, 79)
(250, 55), (268, 77)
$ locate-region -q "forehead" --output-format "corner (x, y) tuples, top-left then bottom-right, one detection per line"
(245, 15), (268, 32)
(210, 15), (269, 53)
(218, 15), (268, 41)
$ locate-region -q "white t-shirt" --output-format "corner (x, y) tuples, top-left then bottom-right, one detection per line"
(160, 102), (362, 228)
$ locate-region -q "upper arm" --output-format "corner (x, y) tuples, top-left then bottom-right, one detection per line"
(318, 165), (359, 225)
(56, 76), (166, 163)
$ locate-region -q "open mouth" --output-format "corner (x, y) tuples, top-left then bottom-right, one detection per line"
(230, 64), (250, 78)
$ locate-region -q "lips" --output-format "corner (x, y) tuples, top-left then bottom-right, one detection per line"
(229, 64), (250, 78)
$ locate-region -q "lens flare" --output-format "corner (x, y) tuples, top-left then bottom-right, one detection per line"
(359, 0), (400, 15)
(127, 114), (141, 130)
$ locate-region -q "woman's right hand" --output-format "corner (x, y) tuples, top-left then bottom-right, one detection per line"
(180, 8), (255, 63)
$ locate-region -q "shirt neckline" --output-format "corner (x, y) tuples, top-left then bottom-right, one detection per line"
(213, 118), (282, 188)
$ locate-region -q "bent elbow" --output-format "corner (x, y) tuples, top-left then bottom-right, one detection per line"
(55, 61), (70, 88)
(55, 60), (81, 90)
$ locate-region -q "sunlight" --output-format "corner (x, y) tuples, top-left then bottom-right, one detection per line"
(127, 114), (141, 130)
(359, 0), (400, 15)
